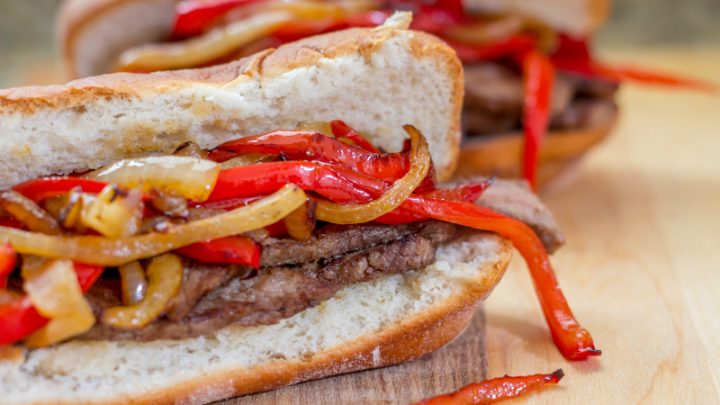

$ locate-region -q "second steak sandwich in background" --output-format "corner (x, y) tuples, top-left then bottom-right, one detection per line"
(57, 0), (621, 188)
(1, 16), (597, 404)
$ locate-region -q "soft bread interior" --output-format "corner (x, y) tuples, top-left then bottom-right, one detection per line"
(0, 25), (462, 187)
(464, 0), (609, 36)
(0, 233), (510, 405)
(58, 0), (178, 78)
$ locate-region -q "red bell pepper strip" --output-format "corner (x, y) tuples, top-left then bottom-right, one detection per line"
(0, 261), (104, 346)
(402, 196), (600, 361)
(551, 35), (715, 92)
(208, 161), (383, 203)
(214, 131), (410, 182)
(172, 0), (268, 38)
(13, 177), (108, 203)
(424, 178), (494, 202)
(73, 262), (105, 292)
(214, 131), (437, 193)
(0, 296), (47, 346)
(413, 369), (564, 405)
(446, 35), (536, 64)
(330, 120), (380, 153)
(592, 65), (716, 93)
(521, 51), (555, 191)
(0, 243), (18, 289)
(177, 236), (261, 267)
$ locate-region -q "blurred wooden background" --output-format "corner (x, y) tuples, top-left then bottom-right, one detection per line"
(1, 0), (719, 87)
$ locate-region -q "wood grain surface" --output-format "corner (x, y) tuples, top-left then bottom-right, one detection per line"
(218, 48), (720, 404)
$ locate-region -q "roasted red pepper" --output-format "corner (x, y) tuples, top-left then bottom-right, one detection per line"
(402, 196), (600, 360)
(446, 35), (536, 64)
(208, 161), (383, 203)
(414, 369), (564, 405)
(214, 131), (410, 182)
(172, 0), (268, 38)
(13, 177), (108, 203)
(73, 262), (105, 292)
(0, 243), (17, 289)
(424, 178), (494, 202)
(0, 297), (47, 346)
(551, 35), (715, 91)
(177, 236), (261, 267)
(0, 262), (104, 346)
(521, 51), (555, 191)
(330, 120), (380, 153)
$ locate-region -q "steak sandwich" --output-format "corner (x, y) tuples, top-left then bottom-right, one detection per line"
(1, 17), (597, 404)
(57, 0), (621, 189)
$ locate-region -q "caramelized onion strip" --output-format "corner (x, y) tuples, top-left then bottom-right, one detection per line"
(314, 125), (430, 224)
(0, 185), (306, 266)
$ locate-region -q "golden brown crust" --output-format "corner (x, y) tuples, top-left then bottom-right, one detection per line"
(454, 119), (617, 188)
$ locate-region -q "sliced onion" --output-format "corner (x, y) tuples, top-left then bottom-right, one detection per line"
(119, 261), (148, 305)
(262, 0), (380, 19)
(86, 156), (220, 202)
(445, 15), (524, 45)
(315, 125), (431, 224)
(0, 185), (306, 266)
(173, 141), (208, 159)
(114, 11), (294, 72)
(81, 185), (144, 238)
(283, 199), (316, 241)
(298, 121), (334, 136)
(219, 154), (275, 170)
(0, 190), (61, 235)
(102, 254), (182, 329)
(22, 259), (95, 347)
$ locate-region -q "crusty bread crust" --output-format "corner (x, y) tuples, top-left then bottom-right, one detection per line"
(454, 119), (617, 188)
(464, 0), (609, 36)
(0, 23), (463, 185)
(1, 234), (511, 405)
(57, 0), (179, 78)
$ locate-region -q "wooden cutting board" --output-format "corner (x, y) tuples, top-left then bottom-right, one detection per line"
(222, 48), (720, 404)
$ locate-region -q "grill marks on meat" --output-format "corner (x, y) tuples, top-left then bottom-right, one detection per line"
(165, 262), (255, 321)
(463, 62), (618, 135)
(188, 269), (337, 326)
(81, 221), (457, 342)
(260, 223), (422, 267)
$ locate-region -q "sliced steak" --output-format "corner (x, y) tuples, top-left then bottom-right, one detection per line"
(82, 269), (336, 341)
(463, 62), (618, 135)
(165, 262), (254, 321)
(81, 222), (457, 342)
(551, 99), (618, 130)
(260, 222), (422, 267)
(463, 62), (576, 135)
(297, 222), (456, 285)
(478, 179), (565, 253)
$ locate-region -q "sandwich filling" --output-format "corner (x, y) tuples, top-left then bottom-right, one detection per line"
(111, 0), (623, 188)
(0, 122), (596, 360)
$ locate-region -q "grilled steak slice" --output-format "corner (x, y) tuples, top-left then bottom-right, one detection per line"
(260, 222), (422, 267)
(165, 262), (255, 321)
(478, 179), (565, 253)
(462, 62), (617, 135)
(81, 269), (337, 341)
(81, 222), (457, 342)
